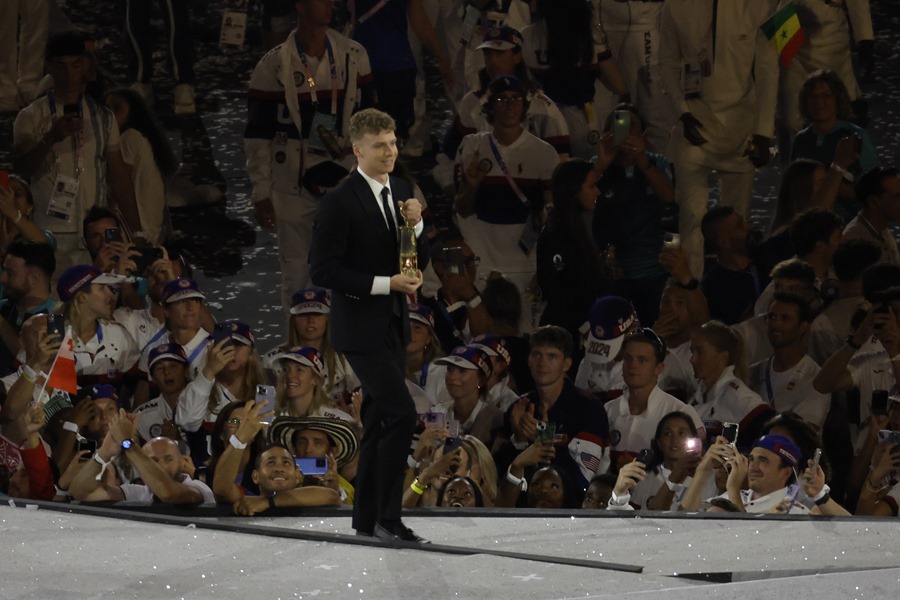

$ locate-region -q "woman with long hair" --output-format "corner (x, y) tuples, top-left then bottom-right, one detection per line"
(262, 287), (361, 406)
(689, 321), (773, 447)
(273, 346), (354, 423)
(56, 265), (138, 389)
(537, 158), (608, 345)
(203, 320), (266, 430)
(105, 87), (177, 244)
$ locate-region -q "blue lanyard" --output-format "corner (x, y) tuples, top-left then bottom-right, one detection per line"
(188, 337), (211, 365)
(419, 361), (430, 388)
(141, 326), (168, 353)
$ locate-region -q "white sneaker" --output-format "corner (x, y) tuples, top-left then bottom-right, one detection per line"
(174, 83), (196, 115)
(130, 82), (155, 106)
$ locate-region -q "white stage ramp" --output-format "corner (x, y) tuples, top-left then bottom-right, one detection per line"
(2, 501), (898, 599)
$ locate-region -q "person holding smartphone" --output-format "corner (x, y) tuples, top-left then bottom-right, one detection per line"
(267, 416), (359, 504)
(12, 31), (142, 270)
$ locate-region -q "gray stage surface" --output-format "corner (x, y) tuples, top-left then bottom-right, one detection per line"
(3, 503), (898, 599)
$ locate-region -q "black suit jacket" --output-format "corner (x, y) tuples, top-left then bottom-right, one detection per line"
(310, 169), (430, 354)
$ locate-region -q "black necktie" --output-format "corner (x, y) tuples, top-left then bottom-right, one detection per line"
(380, 187), (397, 239)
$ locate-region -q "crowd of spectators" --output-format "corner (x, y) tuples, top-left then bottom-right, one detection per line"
(2, 0), (900, 525)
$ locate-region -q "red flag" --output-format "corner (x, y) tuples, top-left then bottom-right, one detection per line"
(47, 327), (78, 394)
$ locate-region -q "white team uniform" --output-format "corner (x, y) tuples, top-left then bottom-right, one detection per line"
(134, 372), (216, 442)
(140, 328), (211, 379)
(748, 355), (831, 429)
(114, 306), (165, 354)
(733, 313), (840, 372)
(659, 0), (779, 276)
(72, 321), (140, 382)
(455, 130), (559, 327)
(690, 366), (768, 436)
(606, 385), (704, 464)
(711, 487), (810, 514)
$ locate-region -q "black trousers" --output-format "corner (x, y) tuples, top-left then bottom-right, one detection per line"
(344, 318), (417, 531)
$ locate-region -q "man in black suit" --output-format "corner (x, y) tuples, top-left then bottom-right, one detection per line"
(310, 108), (429, 543)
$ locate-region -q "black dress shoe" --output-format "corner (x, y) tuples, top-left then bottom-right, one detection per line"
(355, 529), (374, 537)
(374, 521), (429, 544)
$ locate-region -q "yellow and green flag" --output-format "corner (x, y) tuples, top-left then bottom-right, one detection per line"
(760, 2), (805, 68)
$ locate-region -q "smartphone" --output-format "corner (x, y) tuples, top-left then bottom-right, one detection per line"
(423, 412), (445, 428)
(132, 247), (164, 275)
(443, 246), (466, 276)
(77, 437), (97, 458)
(811, 448), (822, 472)
(104, 227), (122, 243)
(535, 420), (555, 444)
(636, 448), (655, 466)
(255, 384), (276, 415)
(0, 170), (8, 190)
(877, 430), (900, 445)
(723, 422), (739, 445)
(47, 314), (66, 338)
(872, 389), (889, 416)
(613, 109), (631, 145)
(685, 437), (700, 452)
(662, 232), (680, 250)
(443, 436), (463, 455)
(295, 456), (328, 476)
(447, 420), (460, 438)
(211, 325), (234, 348)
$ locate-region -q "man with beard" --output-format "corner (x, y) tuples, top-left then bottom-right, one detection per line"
(700, 206), (764, 325)
(748, 293), (831, 429)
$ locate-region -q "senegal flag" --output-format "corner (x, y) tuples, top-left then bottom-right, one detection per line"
(760, 2), (805, 68)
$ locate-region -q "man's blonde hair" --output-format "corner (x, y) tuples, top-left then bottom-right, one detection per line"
(349, 108), (396, 143)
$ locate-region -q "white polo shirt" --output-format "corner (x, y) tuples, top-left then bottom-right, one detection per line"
(748, 355), (831, 429)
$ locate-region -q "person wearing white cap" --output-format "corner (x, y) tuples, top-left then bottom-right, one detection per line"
(137, 278), (212, 382)
(54, 264), (138, 389)
(273, 347), (354, 423)
(134, 339), (234, 445)
(261, 287), (361, 405)
(432, 345), (503, 446)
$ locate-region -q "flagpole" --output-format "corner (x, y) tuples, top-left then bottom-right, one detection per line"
(36, 325), (69, 403)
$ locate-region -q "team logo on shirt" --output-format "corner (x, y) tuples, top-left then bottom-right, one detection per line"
(478, 158), (492, 173)
(786, 380), (796, 391)
(149, 424), (163, 438)
(610, 429), (621, 446)
(587, 130), (600, 145)
(275, 152), (286, 163)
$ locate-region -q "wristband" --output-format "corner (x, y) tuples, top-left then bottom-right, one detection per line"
(505, 467), (527, 491)
(407, 455), (420, 470)
(466, 295), (482, 309)
(830, 162), (854, 182)
(865, 477), (888, 494)
(609, 489), (631, 507)
(410, 479), (426, 495)
(19, 364), (38, 383)
(229, 434), (248, 450)
(62, 421), (80, 433)
(809, 483), (830, 504)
